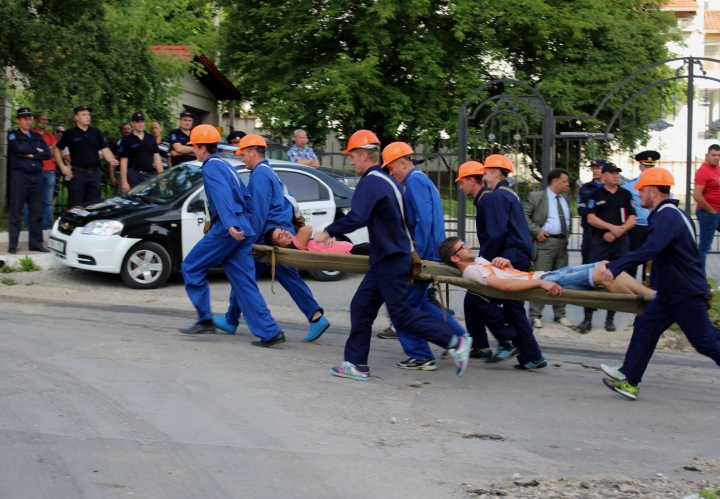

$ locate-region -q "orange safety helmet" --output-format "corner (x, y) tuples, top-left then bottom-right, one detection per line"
(483, 154), (514, 173)
(634, 167), (675, 190)
(187, 124), (221, 145)
(235, 134), (268, 154)
(381, 142), (414, 167)
(455, 161), (485, 181)
(342, 129), (381, 155)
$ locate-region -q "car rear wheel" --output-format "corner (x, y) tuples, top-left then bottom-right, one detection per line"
(121, 241), (171, 289)
(308, 269), (345, 282)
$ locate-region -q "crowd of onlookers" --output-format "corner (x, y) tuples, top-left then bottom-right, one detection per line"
(5, 103), (323, 254)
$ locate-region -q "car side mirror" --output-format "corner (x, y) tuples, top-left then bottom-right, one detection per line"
(188, 199), (205, 213)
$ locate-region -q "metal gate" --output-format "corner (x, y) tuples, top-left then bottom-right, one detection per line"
(456, 57), (720, 251)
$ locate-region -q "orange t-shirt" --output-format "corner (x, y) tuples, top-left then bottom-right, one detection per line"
(292, 237), (354, 254)
(33, 129), (57, 171)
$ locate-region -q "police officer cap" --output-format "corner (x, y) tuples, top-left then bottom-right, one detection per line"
(73, 105), (92, 114)
(601, 162), (622, 174)
(634, 150), (660, 166)
(179, 111), (194, 119)
(16, 107), (32, 118)
(588, 159), (609, 168)
(131, 111), (145, 122)
(226, 130), (246, 144)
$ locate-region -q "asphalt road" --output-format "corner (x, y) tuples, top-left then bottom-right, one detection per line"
(1, 288), (719, 499)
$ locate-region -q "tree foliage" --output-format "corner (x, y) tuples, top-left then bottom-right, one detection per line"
(219, 0), (679, 151)
(0, 0), (206, 135)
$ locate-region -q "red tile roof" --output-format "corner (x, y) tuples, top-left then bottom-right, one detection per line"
(706, 10), (720, 31)
(662, 0), (699, 10)
(150, 45), (241, 101)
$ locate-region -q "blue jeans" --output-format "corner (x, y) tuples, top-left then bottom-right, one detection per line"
(540, 263), (598, 291)
(696, 209), (720, 274)
(22, 170), (56, 230)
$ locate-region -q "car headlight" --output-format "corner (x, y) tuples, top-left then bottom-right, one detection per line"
(82, 220), (124, 235)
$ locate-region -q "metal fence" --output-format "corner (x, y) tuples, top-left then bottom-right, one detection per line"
(316, 149), (720, 254)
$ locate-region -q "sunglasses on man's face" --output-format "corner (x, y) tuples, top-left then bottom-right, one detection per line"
(453, 242), (469, 256)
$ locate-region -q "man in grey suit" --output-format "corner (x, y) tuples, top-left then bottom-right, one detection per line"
(524, 168), (573, 329)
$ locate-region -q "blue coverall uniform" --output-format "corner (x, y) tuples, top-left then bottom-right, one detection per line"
(577, 179), (603, 264)
(182, 154), (281, 340)
(608, 199), (720, 383)
(326, 165), (457, 367)
(7, 130), (51, 251)
(464, 186), (497, 349)
(476, 179), (542, 365)
(224, 158), (323, 327)
(394, 168), (466, 361)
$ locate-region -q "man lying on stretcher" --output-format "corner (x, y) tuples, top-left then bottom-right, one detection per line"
(439, 236), (655, 297)
(265, 225), (370, 255)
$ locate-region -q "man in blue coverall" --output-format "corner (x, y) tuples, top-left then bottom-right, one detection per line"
(179, 125), (285, 346)
(382, 142), (468, 371)
(600, 168), (720, 400)
(455, 161), (504, 360)
(7, 107), (52, 254)
(479, 155), (546, 370)
(215, 134), (330, 343)
(314, 130), (472, 381)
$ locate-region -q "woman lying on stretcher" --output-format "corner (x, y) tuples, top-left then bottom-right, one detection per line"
(265, 225), (370, 255)
(438, 236), (655, 297)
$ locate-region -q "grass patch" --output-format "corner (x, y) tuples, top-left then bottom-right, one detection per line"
(0, 212), (7, 232)
(17, 256), (40, 272)
(25, 281), (35, 286)
(700, 488), (720, 499)
(1, 277), (16, 286)
(0, 264), (16, 273)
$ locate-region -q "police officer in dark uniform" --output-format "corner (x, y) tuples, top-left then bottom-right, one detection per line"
(109, 123), (131, 191)
(169, 111), (195, 166)
(53, 105), (118, 208)
(577, 159), (605, 263)
(580, 161), (636, 333)
(118, 112), (163, 191)
(226, 130), (246, 146)
(7, 107), (52, 254)
(601, 168), (720, 400)
(479, 154), (546, 370)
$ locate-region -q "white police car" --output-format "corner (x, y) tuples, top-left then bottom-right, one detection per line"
(48, 159), (368, 289)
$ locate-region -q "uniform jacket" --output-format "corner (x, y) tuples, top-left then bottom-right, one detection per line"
(202, 154), (256, 238)
(523, 189), (571, 239)
(247, 159), (295, 242)
(8, 130), (51, 173)
(474, 186), (491, 248)
(577, 180), (603, 227)
(480, 179), (533, 263)
(403, 167), (445, 261)
(326, 165), (413, 265)
(622, 177), (650, 227)
(608, 199), (707, 304)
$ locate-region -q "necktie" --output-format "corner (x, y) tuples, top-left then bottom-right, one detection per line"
(557, 195), (567, 235)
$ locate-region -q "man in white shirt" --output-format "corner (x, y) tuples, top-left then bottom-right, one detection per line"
(523, 168), (572, 328)
(439, 237), (655, 297)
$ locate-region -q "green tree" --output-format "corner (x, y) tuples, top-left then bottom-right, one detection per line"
(219, 0), (678, 152)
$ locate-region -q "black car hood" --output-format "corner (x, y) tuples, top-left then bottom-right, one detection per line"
(61, 195), (160, 224)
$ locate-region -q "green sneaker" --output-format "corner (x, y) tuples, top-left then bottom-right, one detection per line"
(603, 378), (639, 400)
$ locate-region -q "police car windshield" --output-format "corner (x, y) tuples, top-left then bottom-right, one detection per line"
(127, 164), (204, 204)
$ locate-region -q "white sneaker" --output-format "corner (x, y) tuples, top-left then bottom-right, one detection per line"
(556, 317), (573, 327)
(532, 318), (543, 329)
(601, 363), (626, 380)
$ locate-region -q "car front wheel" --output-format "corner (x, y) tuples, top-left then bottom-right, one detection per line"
(121, 241), (172, 289)
(308, 269), (345, 282)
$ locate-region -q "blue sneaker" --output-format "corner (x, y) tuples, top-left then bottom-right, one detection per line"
(304, 315), (330, 342)
(485, 343), (520, 364)
(213, 315), (237, 334)
(513, 357), (548, 371)
(331, 362), (370, 381)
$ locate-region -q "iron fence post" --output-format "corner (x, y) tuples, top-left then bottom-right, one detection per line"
(541, 108), (555, 188)
(457, 105), (467, 241)
(686, 57), (694, 214)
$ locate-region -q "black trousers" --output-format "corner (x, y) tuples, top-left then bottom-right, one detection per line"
(627, 225), (649, 281)
(68, 169), (102, 208)
(127, 169), (157, 188)
(9, 169), (44, 250)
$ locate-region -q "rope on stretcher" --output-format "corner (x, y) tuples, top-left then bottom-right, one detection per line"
(251, 245), (654, 315)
